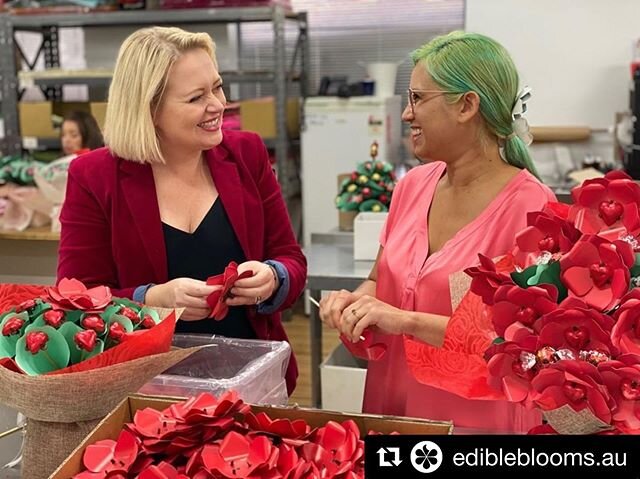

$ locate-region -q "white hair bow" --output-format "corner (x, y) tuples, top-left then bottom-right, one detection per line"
(510, 86), (533, 146)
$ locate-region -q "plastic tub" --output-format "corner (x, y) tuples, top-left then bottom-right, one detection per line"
(139, 334), (291, 405)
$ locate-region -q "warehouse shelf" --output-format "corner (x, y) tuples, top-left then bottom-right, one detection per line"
(0, 5), (309, 201)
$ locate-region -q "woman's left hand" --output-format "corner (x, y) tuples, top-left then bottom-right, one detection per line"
(226, 260), (278, 307)
(339, 295), (410, 342)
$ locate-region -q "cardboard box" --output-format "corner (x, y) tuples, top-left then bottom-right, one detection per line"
(321, 343), (367, 413)
(354, 212), (387, 260)
(339, 210), (358, 232)
(90, 102), (107, 131)
(240, 96), (300, 139)
(51, 394), (453, 478)
(337, 173), (357, 231)
(18, 102), (52, 138)
(18, 101), (105, 139)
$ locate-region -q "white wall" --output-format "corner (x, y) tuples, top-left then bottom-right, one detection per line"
(466, 0), (640, 129)
(84, 24), (232, 70)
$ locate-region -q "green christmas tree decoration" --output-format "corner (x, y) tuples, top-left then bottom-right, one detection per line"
(335, 141), (396, 213)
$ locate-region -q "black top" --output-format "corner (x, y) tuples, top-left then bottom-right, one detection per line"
(162, 200), (256, 339)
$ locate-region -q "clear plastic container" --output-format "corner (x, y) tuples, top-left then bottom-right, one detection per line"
(139, 334), (291, 405)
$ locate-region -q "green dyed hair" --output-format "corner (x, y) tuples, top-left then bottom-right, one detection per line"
(411, 31), (538, 178)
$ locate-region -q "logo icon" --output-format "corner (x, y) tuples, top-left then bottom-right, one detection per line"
(410, 440), (443, 473)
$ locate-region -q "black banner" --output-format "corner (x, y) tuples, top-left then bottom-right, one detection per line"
(365, 435), (640, 478)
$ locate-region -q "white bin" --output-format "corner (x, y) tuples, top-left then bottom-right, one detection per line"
(353, 212), (388, 260)
(321, 343), (368, 413)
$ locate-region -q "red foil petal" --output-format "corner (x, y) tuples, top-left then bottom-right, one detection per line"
(74, 330), (98, 352)
(25, 331), (49, 354)
(43, 309), (65, 328)
(2, 316), (25, 336)
(81, 315), (106, 334)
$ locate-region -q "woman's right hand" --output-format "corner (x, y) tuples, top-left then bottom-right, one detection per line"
(319, 289), (362, 330)
(144, 278), (221, 321)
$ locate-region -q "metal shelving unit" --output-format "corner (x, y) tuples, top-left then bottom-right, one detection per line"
(17, 68), (277, 88)
(0, 5), (309, 200)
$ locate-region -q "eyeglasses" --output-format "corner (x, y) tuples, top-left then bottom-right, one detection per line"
(406, 88), (450, 115)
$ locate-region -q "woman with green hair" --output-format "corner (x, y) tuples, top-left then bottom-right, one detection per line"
(320, 31), (555, 432)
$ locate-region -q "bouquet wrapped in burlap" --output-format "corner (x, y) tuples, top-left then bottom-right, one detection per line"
(0, 282), (200, 478)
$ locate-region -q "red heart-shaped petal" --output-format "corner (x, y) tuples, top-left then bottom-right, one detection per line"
(277, 444), (299, 476)
(83, 439), (115, 472)
(2, 316), (25, 337)
(134, 408), (175, 438)
(206, 262), (254, 320)
(340, 331), (387, 361)
(25, 331), (49, 354)
(74, 329), (98, 352)
(85, 285), (112, 309)
(57, 278), (87, 296)
(218, 431), (250, 462)
(318, 421), (346, 451)
(113, 429), (139, 470)
(248, 435), (272, 466)
(138, 462), (179, 479)
(43, 309), (65, 328)
(300, 443), (332, 467)
(598, 200), (624, 226)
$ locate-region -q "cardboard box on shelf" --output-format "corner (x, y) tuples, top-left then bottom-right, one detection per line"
(51, 394), (453, 478)
(18, 101), (107, 139)
(337, 173), (357, 231)
(240, 96), (300, 140)
(90, 102), (107, 131)
(321, 343), (367, 413)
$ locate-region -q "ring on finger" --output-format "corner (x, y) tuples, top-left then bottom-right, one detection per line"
(255, 295), (262, 304)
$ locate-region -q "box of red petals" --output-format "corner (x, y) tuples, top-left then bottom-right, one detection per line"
(50, 393), (453, 478)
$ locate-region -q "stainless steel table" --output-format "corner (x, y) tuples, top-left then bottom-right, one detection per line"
(305, 237), (373, 408)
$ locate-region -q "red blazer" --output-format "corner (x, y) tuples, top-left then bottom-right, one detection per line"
(58, 131), (306, 394)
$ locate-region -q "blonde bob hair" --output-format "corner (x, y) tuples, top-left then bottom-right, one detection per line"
(104, 26), (217, 164)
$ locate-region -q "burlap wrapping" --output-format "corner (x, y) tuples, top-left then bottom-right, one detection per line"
(0, 345), (202, 478)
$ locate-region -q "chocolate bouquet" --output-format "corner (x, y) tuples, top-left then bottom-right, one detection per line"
(0, 154), (53, 231)
(0, 279), (199, 478)
(70, 391), (378, 479)
(0, 278), (168, 374)
(460, 171), (640, 434)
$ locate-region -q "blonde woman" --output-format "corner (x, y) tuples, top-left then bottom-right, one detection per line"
(57, 27), (306, 394)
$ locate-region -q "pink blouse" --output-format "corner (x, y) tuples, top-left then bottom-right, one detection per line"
(363, 161), (556, 433)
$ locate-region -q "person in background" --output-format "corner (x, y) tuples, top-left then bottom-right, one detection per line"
(319, 31), (556, 432)
(60, 110), (104, 156)
(57, 27), (306, 394)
